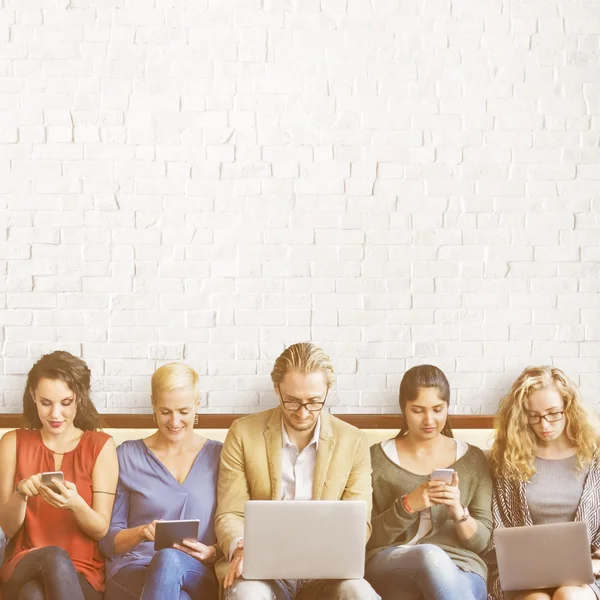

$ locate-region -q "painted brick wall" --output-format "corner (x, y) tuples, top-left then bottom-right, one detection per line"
(0, 0), (599, 414)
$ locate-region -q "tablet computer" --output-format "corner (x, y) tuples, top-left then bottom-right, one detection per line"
(154, 520), (200, 551)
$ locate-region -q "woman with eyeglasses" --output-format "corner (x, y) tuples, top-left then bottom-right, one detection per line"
(487, 366), (600, 600)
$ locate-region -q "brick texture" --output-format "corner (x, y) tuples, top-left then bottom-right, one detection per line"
(0, 0), (599, 414)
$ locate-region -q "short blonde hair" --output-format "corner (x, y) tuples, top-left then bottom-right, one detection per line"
(271, 342), (335, 389)
(489, 365), (600, 482)
(151, 363), (200, 404)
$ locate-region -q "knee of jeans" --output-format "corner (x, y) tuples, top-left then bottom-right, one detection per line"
(332, 579), (380, 600)
(149, 548), (185, 573)
(412, 544), (454, 577)
(38, 546), (75, 578)
(226, 580), (276, 600)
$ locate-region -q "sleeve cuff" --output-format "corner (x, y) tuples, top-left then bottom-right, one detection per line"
(228, 536), (243, 562)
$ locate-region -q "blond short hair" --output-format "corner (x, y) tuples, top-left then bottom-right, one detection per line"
(151, 363), (200, 404)
(270, 342), (335, 389)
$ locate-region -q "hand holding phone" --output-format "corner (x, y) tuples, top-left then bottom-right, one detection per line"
(41, 471), (65, 494)
(39, 472), (81, 511)
(430, 468), (454, 485)
(16, 473), (44, 499)
(428, 469), (463, 520)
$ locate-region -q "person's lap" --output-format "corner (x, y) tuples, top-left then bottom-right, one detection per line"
(365, 544), (486, 600)
(107, 553), (216, 600)
(226, 577), (379, 600)
(1, 547), (101, 600)
(511, 584), (598, 600)
(76, 572), (103, 600)
(105, 565), (147, 600)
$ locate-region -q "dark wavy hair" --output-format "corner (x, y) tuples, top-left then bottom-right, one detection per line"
(23, 351), (102, 431)
(398, 364), (453, 438)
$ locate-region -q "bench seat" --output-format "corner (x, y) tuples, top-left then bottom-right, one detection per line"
(0, 425), (495, 599)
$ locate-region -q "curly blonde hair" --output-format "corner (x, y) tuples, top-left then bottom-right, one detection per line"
(489, 366), (600, 482)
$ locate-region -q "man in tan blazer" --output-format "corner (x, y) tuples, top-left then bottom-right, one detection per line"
(215, 342), (379, 600)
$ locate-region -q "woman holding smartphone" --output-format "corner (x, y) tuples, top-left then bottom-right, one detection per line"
(100, 363), (222, 600)
(488, 366), (600, 600)
(365, 365), (492, 600)
(0, 351), (118, 600)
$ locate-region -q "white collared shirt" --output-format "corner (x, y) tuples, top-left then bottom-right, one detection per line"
(280, 417), (321, 500)
(228, 417), (322, 560)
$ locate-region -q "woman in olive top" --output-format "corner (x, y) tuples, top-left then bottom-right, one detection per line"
(365, 365), (492, 600)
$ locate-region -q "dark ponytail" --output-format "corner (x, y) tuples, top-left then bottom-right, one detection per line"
(398, 364), (453, 438)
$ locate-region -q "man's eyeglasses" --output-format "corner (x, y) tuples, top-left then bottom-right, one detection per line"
(527, 410), (564, 425)
(278, 386), (327, 413)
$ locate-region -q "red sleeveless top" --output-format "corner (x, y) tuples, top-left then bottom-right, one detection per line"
(1, 429), (110, 591)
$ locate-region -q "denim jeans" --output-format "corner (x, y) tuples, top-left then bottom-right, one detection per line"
(365, 544), (487, 600)
(1, 546), (101, 600)
(225, 577), (380, 600)
(105, 548), (218, 600)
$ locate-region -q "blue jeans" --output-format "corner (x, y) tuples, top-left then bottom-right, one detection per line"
(105, 549), (218, 600)
(365, 544), (487, 600)
(226, 577), (380, 600)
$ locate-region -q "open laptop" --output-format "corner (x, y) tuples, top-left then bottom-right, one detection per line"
(494, 521), (594, 592)
(243, 500), (367, 580)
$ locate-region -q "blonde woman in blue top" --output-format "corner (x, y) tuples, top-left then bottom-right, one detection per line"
(100, 363), (222, 600)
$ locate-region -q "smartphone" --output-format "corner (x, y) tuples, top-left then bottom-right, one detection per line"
(430, 468), (454, 485)
(154, 519), (200, 551)
(41, 471), (64, 493)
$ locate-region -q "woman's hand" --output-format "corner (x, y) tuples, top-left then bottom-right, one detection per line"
(39, 479), (85, 512)
(139, 520), (160, 542)
(429, 471), (463, 521)
(223, 539), (244, 589)
(16, 473), (43, 499)
(173, 540), (217, 564)
(405, 480), (447, 513)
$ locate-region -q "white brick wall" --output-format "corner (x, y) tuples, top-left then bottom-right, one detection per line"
(1, 0), (599, 415)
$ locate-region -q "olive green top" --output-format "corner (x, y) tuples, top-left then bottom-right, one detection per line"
(368, 441), (493, 581)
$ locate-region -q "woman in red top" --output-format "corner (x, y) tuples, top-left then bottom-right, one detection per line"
(0, 351), (118, 600)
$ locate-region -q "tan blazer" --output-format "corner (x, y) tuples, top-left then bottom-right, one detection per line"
(214, 406), (373, 558)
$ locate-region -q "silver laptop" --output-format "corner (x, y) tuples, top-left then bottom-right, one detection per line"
(494, 521), (594, 592)
(243, 500), (367, 580)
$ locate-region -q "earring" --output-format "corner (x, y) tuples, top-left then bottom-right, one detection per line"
(194, 414), (199, 426)
(152, 413), (156, 424)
